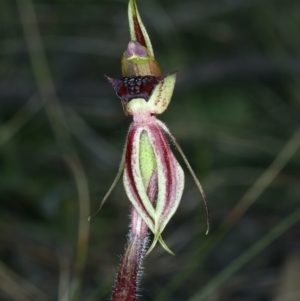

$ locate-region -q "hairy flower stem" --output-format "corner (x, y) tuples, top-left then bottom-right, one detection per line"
(112, 208), (149, 301)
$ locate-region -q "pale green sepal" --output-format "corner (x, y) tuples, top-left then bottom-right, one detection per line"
(128, 0), (154, 57)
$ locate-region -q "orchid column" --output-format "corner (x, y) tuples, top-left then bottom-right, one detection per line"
(97, 0), (209, 300)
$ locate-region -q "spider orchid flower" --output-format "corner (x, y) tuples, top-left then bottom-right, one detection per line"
(94, 0), (209, 256)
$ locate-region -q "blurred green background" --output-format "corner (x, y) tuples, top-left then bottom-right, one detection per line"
(1, 0), (300, 300)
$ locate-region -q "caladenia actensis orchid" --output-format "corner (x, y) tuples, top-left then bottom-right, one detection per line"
(91, 0), (209, 300)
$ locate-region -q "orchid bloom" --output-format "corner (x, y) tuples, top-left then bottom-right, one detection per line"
(93, 0), (209, 256)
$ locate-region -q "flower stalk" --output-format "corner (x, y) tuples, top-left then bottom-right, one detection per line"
(112, 213), (148, 301)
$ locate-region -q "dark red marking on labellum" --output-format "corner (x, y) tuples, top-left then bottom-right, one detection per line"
(106, 75), (162, 103)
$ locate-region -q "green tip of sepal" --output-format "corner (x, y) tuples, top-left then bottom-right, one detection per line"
(158, 236), (175, 256)
(128, 0), (154, 57)
(146, 232), (175, 256)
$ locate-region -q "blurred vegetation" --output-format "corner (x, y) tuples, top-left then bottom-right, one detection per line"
(1, 0), (300, 300)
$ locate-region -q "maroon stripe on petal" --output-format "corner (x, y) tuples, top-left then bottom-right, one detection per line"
(157, 129), (173, 211)
(160, 143), (183, 225)
(148, 124), (173, 209)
